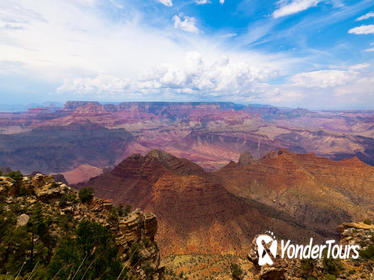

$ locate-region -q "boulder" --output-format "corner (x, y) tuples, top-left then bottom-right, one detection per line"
(17, 214), (30, 227)
(33, 174), (70, 201)
(0, 176), (14, 193)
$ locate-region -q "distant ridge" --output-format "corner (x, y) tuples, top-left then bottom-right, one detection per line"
(1, 101), (374, 178)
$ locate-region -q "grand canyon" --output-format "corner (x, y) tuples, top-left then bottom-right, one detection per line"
(3, 0), (374, 278)
(1, 102), (374, 278)
(1, 101), (374, 182)
(1, 102), (374, 267)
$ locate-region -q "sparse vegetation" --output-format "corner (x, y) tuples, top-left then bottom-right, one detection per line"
(324, 274), (336, 280)
(142, 262), (155, 280)
(0, 173), (160, 279)
(360, 244), (374, 260)
(124, 204), (132, 215)
(0, 199), (122, 279)
(48, 220), (122, 280)
(59, 192), (76, 207)
(301, 258), (316, 278)
(6, 170), (23, 183)
(129, 242), (141, 266)
(322, 252), (343, 276)
(230, 263), (243, 280)
(6, 170), (23, 196)
(363, 219), (372, 225)
(78, 187), (94, 204)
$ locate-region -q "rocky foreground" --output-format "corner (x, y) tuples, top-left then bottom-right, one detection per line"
(0, 172), (164, 279)
(1, 171), (373, 279)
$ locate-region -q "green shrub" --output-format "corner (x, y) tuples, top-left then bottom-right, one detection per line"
(108, 207), (119, 226)
(30, 203), (48, 236)
(78, 187), (94, 204)
(301, 258), (315, 275)
(129, 242), (140, 266)
(322, 252), (343, 276)
(125, 204), (132, 215)
(48, 220), (122, 279)
(363, 219), (372, 225)
(142, 261), (154, 280)
(230, 263), (243, 280)
(360, 245), (374, 260)
(59, 193), (76, 207)
(6, 171), (23, 196)
(57, 214), (73, 235)
(324, 274), (336, 280)
(6, 170), (23, 182)
(117, 204), (124, 216)
(0, 179), (128, 279)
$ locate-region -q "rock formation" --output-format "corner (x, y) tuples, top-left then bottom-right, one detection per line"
(0, 173), (163, 279)
(80, 150), (326, 257)
(217, 149), (374, 238)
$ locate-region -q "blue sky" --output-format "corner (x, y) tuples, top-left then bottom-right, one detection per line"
(0, 0), (374, 109)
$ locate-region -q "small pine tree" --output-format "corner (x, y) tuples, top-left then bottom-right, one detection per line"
(30, 203), (48, 237)
(125, 204), (132, 215)
(231, 263), (243, 280)
(363, 219), (372, 225)
(78, 187), (94, 204)
(360, 244), (374, 260)
(6, 170), (23, 196)
(322, 251), (342, 276)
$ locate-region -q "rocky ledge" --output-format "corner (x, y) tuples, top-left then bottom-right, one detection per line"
(0, 173), (163, 279)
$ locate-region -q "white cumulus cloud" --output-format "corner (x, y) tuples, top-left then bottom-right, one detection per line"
(265, 66), (374, 109)
(3, 0), (373, 109)
(356, 12), (374, 21)
(348, 25), (374, 35)
(59, 52), (280, 99)
(289, 69), (358, 88)
(158, 0), (173, 7)
(58, 75), (130, 95)
(0, 0), (290, 102)
(195, 0), (210, 4)
(135, 51), (278, 96)
(273, 0), (322, 18)
(173, 15), (199, 33)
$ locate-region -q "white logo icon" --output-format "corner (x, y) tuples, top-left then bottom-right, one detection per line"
(256, 234), (278, 266)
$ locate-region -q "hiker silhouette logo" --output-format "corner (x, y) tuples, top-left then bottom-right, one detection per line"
(256, 233), (278, 266)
